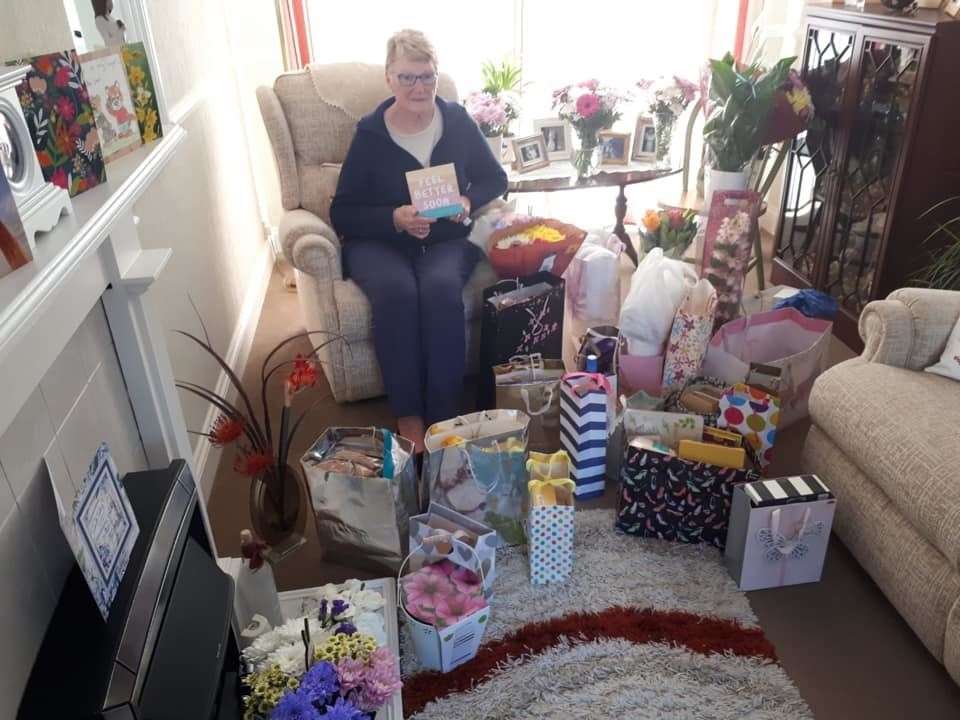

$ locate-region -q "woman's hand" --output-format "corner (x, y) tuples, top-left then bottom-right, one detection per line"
(393, 205), (435, 239)
(449, 195), (472, 223)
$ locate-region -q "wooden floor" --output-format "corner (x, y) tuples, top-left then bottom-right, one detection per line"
(207, 265), (960, 719)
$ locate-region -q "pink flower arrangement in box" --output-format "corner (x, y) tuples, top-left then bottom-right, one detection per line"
(400, 560), (487, 628)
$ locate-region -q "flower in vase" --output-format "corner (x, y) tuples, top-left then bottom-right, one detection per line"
(575, 93), (601, 119)
(434, 593), (487, 627)
(287, 354), (318, 393)
(403, 571), (453, 610)
(667, 208), (686, 230)
(298, 660), (339, 704)
(270, 690), (321, 720)
(209, 414), (244, 446)
(641, 209), (661, 233)
(322, 696), (366, 720)
(234, 450), (274, 477)
(578, 78), (600, 91)
(335, 657), (367, 693)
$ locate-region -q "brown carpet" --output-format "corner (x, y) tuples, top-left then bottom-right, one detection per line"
(208, 258), (960, 719)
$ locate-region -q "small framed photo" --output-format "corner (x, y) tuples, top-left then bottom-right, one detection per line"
(598, 131), (630, 166)
(632, 116), (657, 162)
(512, 134), (550, 173)
(946, 0), (960, 17)
(533, 118), (573, 161)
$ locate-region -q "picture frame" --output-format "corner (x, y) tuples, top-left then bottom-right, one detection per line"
(632, 116), (657, 162)
(511, 134), (550, 173)
(533, 118), (573, 161)
(598, 131), (630, 166)
(80, 47), (142, 163)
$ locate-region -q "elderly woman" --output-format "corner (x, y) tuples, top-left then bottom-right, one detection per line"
(330, 30), (507, 451)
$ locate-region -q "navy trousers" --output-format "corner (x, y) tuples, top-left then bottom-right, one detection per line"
(343, 237), (481, 425)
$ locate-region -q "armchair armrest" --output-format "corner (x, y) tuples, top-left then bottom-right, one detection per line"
(859, 288), (960, 370)
(279, 209), (343, 282)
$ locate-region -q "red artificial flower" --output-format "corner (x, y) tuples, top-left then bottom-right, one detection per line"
(50, 167), (68, 190)
(667, 208), (685, 230)
(35, 151), (53, 168)
(53, 65), (72, 88)
(209, 414), (244, 446)
(576, 93), (601, 119)
(287, 353), (318, 393)
(234, 451), (274, 477)
(56, 96), (76, 122)
(35, 56), (54, 76)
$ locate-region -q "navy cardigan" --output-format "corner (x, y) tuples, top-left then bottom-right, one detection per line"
(330, 96), (508, 246)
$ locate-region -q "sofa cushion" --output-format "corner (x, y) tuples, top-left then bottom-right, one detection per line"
(333, 258), (499, 343)
(299, 163), (341, 225)
(809, 358), (960, 568)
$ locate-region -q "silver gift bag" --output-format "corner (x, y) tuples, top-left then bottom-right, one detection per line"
(301, 427), (418, 575)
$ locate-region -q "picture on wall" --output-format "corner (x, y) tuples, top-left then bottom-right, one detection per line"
(533, 118), (572, 161)
(80, 47), (141, 162)
(15, 50), (107, 196)
(121, 42), (163, 144)
(0, 169), (32, 279)
(598, 131), (630, 166)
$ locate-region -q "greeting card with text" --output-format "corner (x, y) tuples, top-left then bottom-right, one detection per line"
(406, 163), (462, 218)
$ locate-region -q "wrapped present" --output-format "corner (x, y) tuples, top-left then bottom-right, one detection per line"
(559, 372), (610, 499)
(494, 354), (564, 453)
(616, 446), (759, 549)
(527, 478), (575, 585)
(717, 383), (781, 471)
(725, 475), (836, 591)
(423, 410), (530, 546)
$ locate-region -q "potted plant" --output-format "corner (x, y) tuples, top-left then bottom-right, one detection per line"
(552, 80), (627, 180)
(481, 57), (523, 153)
(702, 53), (813, 208)
(915, 196), (960, 290)
(464, 91), (510, 161)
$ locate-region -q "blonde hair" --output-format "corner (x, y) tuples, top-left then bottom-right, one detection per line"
(386, 29), (438, 69)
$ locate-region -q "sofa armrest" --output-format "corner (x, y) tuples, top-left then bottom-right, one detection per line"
(280, 209), (343, 282)
(860, 288), (960, 370)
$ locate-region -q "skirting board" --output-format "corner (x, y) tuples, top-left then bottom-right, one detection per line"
(193, 239), (275, 500)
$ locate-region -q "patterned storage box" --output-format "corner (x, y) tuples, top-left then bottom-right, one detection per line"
(616, 446), (759, 549)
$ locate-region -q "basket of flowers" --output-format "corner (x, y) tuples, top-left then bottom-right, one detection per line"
(487, 217), (586, 278)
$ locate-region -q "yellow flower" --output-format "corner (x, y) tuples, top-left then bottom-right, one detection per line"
(129, 65), (145, 87)
(641, 209), (662, 233)
(523, 224), (565, 243)
(786, 87), (812, 117)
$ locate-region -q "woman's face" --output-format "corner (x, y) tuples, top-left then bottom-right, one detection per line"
(387, 58), (437, 115)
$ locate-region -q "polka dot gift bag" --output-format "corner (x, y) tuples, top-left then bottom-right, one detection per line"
(717, 384), (781, 472)
(526, 476), (575, 585)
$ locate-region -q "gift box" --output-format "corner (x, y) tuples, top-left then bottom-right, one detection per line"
(724, 475), (835, 591)
(559, 372), (610, 499)
(527, 478), (575, 585)
(717, 383), (781, 471)
(616, 446), (759, 549)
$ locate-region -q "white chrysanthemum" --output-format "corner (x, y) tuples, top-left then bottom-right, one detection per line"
(354, 611), (387, 647)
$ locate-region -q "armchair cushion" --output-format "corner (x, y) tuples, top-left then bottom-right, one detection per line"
(299, 163), (341, 225)
(861, 288), (960, 371)
(809, 357), (960, 569)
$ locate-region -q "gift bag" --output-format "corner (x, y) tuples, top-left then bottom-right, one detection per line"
(620, 247), (697, 357)
(479, 272), (565, 407)
(494, 354), (564, 453)
(699, 190), (761, 328)
(701, 307), (832, 428)
(616, 446), (759, 549)
(618, 346), (665, 397)
(725, 475), (836, 591)
(302, 428), (418, 575)
(718, 384), (781, 471)
(575, 325), (621, 425)
(559, 372), (610, 499)
(527, 478), (575, 585)
(562, 230), (624, 327)
(424, 410), (530, 546)
(661, 279), (718, 395)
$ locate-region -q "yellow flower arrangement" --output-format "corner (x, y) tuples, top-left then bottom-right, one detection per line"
(524, 224), (566, 243)
(242, 665), (299, 720)
(313, 632), (378, 665)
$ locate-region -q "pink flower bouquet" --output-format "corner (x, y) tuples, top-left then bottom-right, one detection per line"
(401, 560), (487, 629)
(465, 91), (509, 138)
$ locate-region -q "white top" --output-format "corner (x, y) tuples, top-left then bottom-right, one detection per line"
(95, 15), (126, 47)
(386, 108), (443, 168)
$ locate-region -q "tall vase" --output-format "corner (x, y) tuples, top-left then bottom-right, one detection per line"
(249, 462), (306, 557)
(574, 131), (600, 181)
(704, 167), (750, 212)
(654, 112), (675, 167)
(485, 134), (504, 162)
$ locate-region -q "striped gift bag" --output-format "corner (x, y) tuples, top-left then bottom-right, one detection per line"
(559, 372), (610, 499)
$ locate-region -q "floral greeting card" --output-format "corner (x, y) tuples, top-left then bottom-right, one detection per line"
(16, 50), (107, 196)
(80, 48), (142, 163)
(121, 42), (162, 144)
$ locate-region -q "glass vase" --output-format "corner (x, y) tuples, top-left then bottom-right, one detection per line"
(574, 132), (600, 181)
(249, 462), (307, 559)
(655, 112), (675, 167)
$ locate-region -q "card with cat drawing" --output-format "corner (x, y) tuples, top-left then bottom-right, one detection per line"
(80, 47), (142, 163)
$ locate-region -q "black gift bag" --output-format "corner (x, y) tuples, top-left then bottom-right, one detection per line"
(478, 272), (565, 408)
(616, 446), (759, 550)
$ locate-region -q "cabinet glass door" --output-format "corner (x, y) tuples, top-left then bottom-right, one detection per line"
(823, 39), (922, 313)
(775, 26), (855, 282)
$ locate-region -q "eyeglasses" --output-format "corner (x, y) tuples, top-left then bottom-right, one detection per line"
(393, 72), (437, 88)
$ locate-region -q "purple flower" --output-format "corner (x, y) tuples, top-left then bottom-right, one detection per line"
(331, 599), (350, 620)
(321, 697), (366, 720)
(335, 657), (367, 693)
(334, 622), (357, 636)
(298, 661), (339, 704)
(270, 691), (321, 720)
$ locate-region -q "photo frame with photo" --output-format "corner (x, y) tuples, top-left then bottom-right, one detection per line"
(512, 134), (550, 173)
(80, 47), (142, 162)
(598, 131), (630, 166)
(632, 116), (657, 162)
(533, 119), (572, 161)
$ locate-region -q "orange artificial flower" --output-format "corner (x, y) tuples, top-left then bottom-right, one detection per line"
(234, 450), (274, 477)
(209, 414), (244, 446)
(287, 353), (318, 393)
(641, 209), (661, 233)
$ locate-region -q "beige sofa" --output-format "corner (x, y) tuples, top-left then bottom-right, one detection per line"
(802, 288), (960, 684)
(256, 63), (498, 403)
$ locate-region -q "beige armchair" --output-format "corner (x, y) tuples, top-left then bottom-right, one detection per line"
(802, 288), (960, 684)
(257, 63), (498, 402)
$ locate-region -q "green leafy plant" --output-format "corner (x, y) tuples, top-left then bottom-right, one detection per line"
(481, 58), (524, 127)
(915, 196), (960, 291)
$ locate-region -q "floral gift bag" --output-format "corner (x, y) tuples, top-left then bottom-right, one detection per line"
(699, 190), (761, 328)
(661, 279), (718, 395)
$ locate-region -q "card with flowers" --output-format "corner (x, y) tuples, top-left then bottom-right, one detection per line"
(15, 50), (106, 197)
(80, 47), (142, 163)
(700, 190), (761, 328)
(121, 42), (163, 145)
